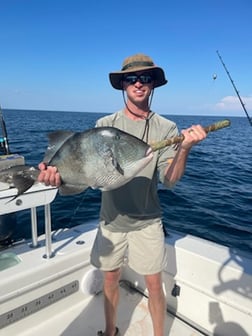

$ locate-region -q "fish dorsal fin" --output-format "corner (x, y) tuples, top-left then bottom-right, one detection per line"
(43, 130), (74, 163)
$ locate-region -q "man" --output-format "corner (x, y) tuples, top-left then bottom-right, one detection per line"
(38, 53), (207, 336)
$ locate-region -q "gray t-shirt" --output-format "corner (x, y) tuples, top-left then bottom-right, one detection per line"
(96, 110), (179, 232)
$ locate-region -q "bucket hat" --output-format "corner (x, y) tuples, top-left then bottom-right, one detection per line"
(109, 53), (168, 90)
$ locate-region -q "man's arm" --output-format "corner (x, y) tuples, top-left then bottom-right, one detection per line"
(164, 124), (207, 186)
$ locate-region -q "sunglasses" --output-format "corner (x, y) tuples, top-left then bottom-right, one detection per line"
(123, 74), (153, 85)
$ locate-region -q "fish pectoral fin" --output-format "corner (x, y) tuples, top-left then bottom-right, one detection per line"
(112, 159), (124, 175)
(59, 184), (88, 196)
(12, 175), (35, 195)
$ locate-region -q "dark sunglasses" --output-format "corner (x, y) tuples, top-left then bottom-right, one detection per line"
(123, 74), (153, 85)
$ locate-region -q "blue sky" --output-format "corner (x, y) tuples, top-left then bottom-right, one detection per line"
(0, 0), (251, 117)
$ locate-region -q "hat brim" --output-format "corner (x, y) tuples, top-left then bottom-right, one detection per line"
(109, 66), (168, 90)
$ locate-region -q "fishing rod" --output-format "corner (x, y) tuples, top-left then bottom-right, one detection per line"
(0, 106), (10, 155)
(150, 119), (231, 150)
(216, 50), (252, 127)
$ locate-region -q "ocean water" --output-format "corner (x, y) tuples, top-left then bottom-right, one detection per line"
(1, 109), (252, 253)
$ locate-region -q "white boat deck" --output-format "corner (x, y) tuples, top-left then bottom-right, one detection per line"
(0, 223), (205, 336)
(3, 282), (205, 336)
(1, 185), (251, 336)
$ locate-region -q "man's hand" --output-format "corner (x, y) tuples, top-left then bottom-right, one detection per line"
(180, 124), (207, 150)
(38, 162), (61, 187)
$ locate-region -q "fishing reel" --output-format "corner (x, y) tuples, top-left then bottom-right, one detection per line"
(0, 137), (9, 155)
(0, 109), (10, 155)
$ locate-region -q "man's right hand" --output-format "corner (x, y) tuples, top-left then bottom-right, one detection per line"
(38, 162), (61, 187)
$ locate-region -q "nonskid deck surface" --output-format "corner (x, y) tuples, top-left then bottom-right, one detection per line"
(8, 281), (204, 336)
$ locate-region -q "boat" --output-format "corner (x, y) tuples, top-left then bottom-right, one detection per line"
(0, 172), (252, 336)
(0, 112), (251, 336)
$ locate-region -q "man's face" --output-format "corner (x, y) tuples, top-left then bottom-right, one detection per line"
(122, 71), (154, 105)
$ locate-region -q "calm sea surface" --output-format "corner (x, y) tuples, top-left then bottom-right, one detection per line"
(1, 109), (252, 253)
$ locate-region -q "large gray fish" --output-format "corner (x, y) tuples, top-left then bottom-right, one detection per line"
(0, 127), (153, 197)
(43, 126), (153, 195)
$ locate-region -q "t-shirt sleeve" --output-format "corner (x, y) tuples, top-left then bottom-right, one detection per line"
(96, 113), (118, 127)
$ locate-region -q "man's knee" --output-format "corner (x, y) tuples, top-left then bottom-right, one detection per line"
(104, 269), (121, 288)
(145, 273), (163, 293)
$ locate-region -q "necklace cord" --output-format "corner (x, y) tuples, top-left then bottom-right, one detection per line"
(121, 90), (155, 141)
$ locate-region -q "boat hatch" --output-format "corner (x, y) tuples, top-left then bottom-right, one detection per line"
(0, 252), (21, 271)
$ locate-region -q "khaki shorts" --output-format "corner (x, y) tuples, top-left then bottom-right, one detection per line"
(90, 221), (167, 275)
